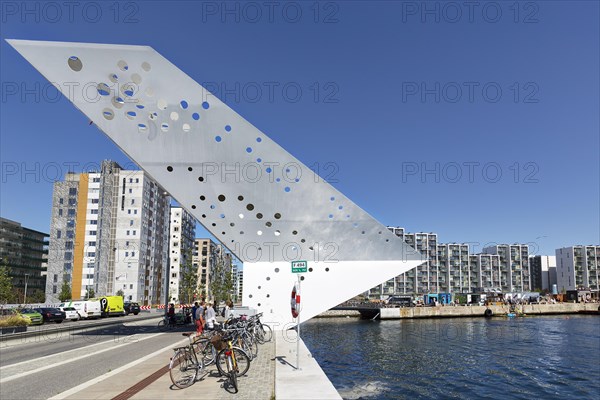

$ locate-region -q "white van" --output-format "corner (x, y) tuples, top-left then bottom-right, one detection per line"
(59, 300), (102, 319)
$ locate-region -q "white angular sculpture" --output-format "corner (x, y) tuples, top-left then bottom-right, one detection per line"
(8, 40), (422, 327)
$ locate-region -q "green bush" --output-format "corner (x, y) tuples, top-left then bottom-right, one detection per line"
(0, 314), (30, 327)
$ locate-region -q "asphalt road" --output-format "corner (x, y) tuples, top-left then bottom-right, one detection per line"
(0, 316), (196, 400)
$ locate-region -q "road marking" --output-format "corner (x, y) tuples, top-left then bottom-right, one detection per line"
(0, 332), (163, 383)
(0, 334), (143, 370)
(48, 336), (189, 400)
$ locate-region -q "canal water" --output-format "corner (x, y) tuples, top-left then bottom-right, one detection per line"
(302, 315), (600, 399)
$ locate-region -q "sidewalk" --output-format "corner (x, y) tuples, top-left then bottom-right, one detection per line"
(54, 335), (275, 400)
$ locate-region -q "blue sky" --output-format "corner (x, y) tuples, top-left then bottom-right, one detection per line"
(1, 1), (598, 256)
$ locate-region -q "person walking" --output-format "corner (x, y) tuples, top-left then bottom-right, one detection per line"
(205, 302), (216, 330)
(195, 301), (205, 334)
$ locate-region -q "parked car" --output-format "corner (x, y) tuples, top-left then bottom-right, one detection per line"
(34, 307), (65, 323)
(124, 302), (140, 315)
(16, 308), (44, 325)
(59, 306), (80, 321)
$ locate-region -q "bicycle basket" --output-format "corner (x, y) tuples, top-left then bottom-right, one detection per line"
(210, 334), (227, 351)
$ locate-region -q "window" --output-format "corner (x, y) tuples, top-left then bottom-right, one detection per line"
(90, 220), (98, 225)
(69, 188), (77, 196)
(53, 274), (58, 283)
(88, 241), (96, 246)
(136, 178), (139, 183)
(131, 251), (135, 257)
(130, 284), (133, 289)
(68, 198), (77, 206)
(126, 230), (130, 236)
(129, 188), (132, 194)
(128, 210), (131, 214)
(125, 241), (129, 246)
(134, 210), (138, 215)
(130, 220), (134, 226)
(88, 230), (97, 235)
(171, 273), (177, 278)
(91, 198), (99, 204)
(59, 198), (64, 204)
(64, 262), (72, 270)
(131, 199), (135, 205)
(87, 252), (95, 257)
(65, 252), (73, 260)
(65, 241), (73, 250)
(133, 230), (136, 235)
(57, 230), (62, 239)
(129, 178), (133, 183)
(90, 209), (98, 214)
(125, 251), (129, 257)
(53, 286), (57, 294)
(58, 209), (63, 217)
(67, 230), (74, 238)
(67, 219), (75, 227)
(93, 177), (100, 183)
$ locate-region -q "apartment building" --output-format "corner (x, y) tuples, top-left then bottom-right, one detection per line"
(483, 244), (531, 292)
(556, 246), (599, 292)
(46, 160), (170, 304)
(0, 217), (48, 302)
(168, 207), (196, 303)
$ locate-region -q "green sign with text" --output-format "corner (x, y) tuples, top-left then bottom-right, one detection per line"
(291, 260), (308, 273)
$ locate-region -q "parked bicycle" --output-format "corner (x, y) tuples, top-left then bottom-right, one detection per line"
(169, 332), (205, 388)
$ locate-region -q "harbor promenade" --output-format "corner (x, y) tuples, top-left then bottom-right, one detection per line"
(49, 330), (340, 400)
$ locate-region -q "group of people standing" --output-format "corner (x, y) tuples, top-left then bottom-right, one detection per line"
(191, 300), (234, 334)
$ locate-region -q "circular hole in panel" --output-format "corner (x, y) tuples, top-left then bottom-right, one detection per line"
(191, 205), (196, 209)
(274, 213), (281, 219)
(202, 101), (210, 109)
(276, 178), (281, 183)
(211, 223), (216, 227)
(161, 123), (169, 132)
(256, 213), (263, 219)
(339, 206), (343, 210)
(135, 104), (145, 110)
(249, 294), (253, 299)
(180, 100), (188, 109)
(361, 231), (366, 234)
(246, 147), (253, 153)
(141, 61), (151, 72)
(68, 56), (83, 72)
(157, 99), (168, 110)
(266, 277), (271, 281)
(225, 125), (232, 132)
(218, 195), (226, 202)
(246, 204), (254, 211)
(198, 177), (204, 182)
(301, 276), (305, 281)
(257, 303), (261, 307)
(215, 136), (222, 142)
(112, 96), (125, 109)
(109, 73), (118, 83)
(274, 268), (280, 273)
(188, 167), (193, 172)
(182, 123), (191, 132)
(309, 268), (313, 272)
(210, 205), (216, 209)
(267, 294), (270, 298)
(292, 230), (298, 235)
(328, 214), (333, 219)
(131, 73), (142, 85)
(238, 196), (244, 201)
(284, 187), (291, 193)
(326, 268), (330, 272)
(102, 108), (114, 120)
(274, 230), (281, 236)
(126, 111), (136, 120)
(239, 214), (244, 219)
(257, 231), (263, 236)
(256, 137), (262, 142)
(192, 113), (200, 120)
(301, 239), (306, 243)
(330, 197), (335, 201)
(266, 167), (272, 173)
(167, 166), (173, 172)
(117, 60), (128, 71)
(222, 231), (226, 235)
(309, 246), (314, 251)
(202, 214), (206, 218)
(258, 286), (261, 290)
(240, 231), (244, 234)
(170, 111), (179, 121)
(230, 223), (235, 227)
(97, 83), (110, 96)
(220, 214), (225, 219)
(149, 112), (158, 120)
(386, 239), (390, 242)
(137, 123), (147, 132)
(122, 84), (135, 97)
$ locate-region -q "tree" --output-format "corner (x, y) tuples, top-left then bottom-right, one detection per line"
(0, 265), (14, 304)
(85, 287), (95, 300)
(59, 281), (72, 302)
(209, 255), (234, 306)
(116, 289), (125, 298)
(179, 249), (199, 304)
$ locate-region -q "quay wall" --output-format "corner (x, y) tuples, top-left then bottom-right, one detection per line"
(315, 303), (599, 319)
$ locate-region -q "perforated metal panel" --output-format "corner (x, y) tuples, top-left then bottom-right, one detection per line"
(9, 39), (422, 324)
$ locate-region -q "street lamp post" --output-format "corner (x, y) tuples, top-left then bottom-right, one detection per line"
(23, 273), (30, 305)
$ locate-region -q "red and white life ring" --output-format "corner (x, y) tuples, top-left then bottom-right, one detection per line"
(291, 283), (301, 318)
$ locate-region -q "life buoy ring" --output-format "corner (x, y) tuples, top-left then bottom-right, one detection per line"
(291, 284), (300, 318)
(484, 308), (493, 318)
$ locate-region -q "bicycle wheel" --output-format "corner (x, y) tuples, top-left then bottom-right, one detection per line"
(216, 347), (251, 377)
(227, 355), (238, 393)
(158, 319), (167, 331)
(193, 338), (217, 366)
(169, 349), (198, 389)
(261, 324), (273, 342)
